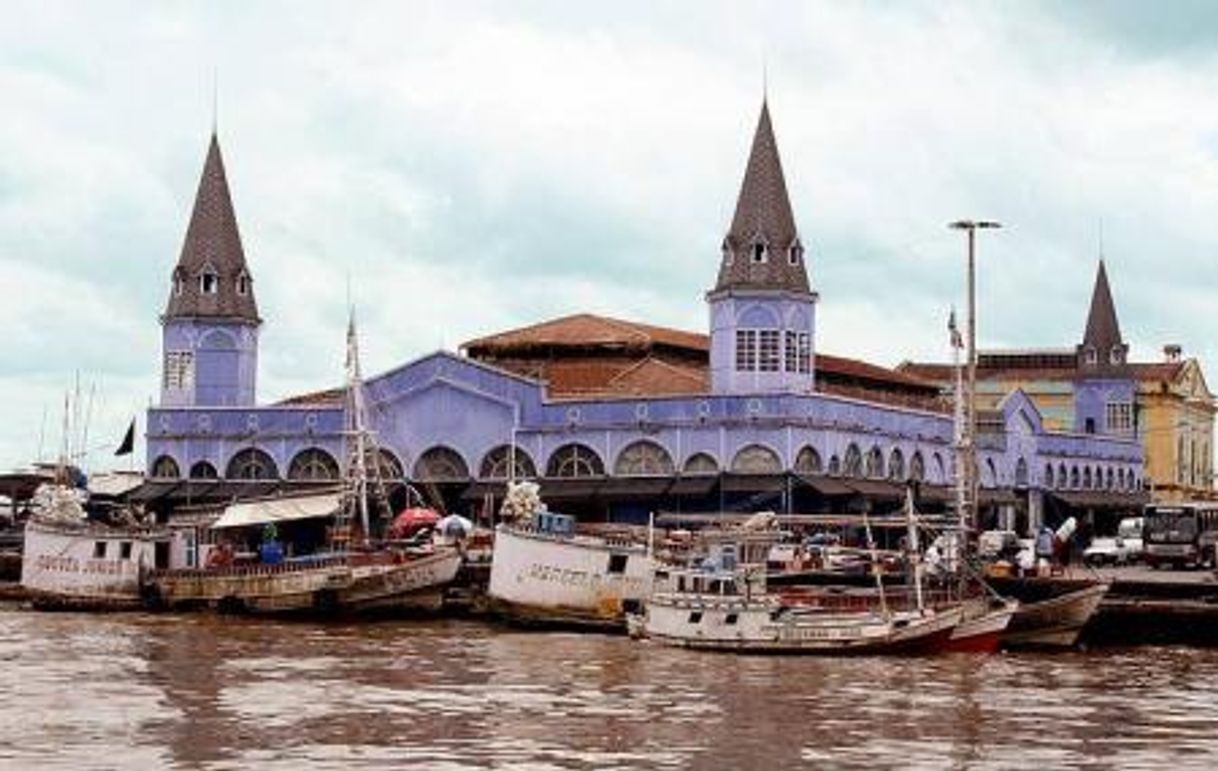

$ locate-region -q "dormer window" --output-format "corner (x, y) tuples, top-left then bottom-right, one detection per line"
(237, 273), (250, 296)
(1084, 346), (1097, 365)
(751, 240), (768, 264)
(788, 240), (803, 265)
(173, 275), (184, 296)
(1110, 346), (1124, 365)
(200, 271), (219, 295)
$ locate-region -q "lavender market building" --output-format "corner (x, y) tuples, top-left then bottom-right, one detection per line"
(138, 101), (1146, 561)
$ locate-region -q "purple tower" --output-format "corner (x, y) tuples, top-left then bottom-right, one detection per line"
(708, 101), (818, 395)
(159, 133), (261, 408)
(1074, 260), (1134, 436)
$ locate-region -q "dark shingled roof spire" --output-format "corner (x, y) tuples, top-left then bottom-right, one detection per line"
(713, 100), (810, 295)
(164, 132), (260, 323)
(1078, 259), (1126, 370)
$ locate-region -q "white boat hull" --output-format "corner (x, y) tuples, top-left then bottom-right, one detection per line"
(642, 594), (963, 655)
(487, 524), (652, 628)
(20, 517), (167, 611)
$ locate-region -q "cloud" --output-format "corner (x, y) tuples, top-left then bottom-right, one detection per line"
(3, 1), (1218, 469)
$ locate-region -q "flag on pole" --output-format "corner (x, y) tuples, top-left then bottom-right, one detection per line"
(947, 308), (963, 350)
(115, 418), (135, 456)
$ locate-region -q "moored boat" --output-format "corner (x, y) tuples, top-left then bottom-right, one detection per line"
(148, 541), (462, 615)
(640, 558), (962, 655)
(20, 484), (169, 611)
(944, 596), (1018, 653)
(486, 482), (652, 629)
(999, 581), (1109, 649)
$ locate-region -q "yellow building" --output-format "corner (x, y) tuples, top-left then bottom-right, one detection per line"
(1136, 349), (1216, 501)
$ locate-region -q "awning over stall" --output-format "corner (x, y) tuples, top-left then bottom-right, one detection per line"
(211, 493), (341, 529)
(793, 475), (854, 496)
(1050, 490), (1149, 509)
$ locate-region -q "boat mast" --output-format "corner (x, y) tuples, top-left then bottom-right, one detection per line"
(862, 507), (889, 619)
(904, 485), (925, 613)
(340, 310), (390, 547)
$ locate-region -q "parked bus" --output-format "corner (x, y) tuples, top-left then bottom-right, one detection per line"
(1143, 503), (1218, 569)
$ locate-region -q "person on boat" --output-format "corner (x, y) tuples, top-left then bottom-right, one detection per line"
(206, 541), (235, 568)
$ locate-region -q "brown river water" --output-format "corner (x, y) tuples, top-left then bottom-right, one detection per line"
(2, 609), (1217, 770)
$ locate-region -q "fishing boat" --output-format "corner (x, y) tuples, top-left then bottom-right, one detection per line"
(639, 543), (962, 655)
(486, 481), (652, 630)
(147, 314), (463, 616)
(992, 579), (1109, 649)
(20, 482), (170, 611)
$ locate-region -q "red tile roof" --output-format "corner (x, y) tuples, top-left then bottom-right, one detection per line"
(817, 353), (940, 392)
(462, 313), (708, 355)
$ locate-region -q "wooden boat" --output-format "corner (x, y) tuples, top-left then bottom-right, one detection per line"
(1000, 582), (1109, 649)
(20, 485), (170, 611)
(640, 563), (962, 655)
(148, 545), (462, 614)
(487, 503), (652, 630)
(944, 596), (1018, 653)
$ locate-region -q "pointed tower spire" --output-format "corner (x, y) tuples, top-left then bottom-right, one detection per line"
(164, 132), (259, 323)
(1078, 259), (1127, 369)
(714, 100), (810, 294)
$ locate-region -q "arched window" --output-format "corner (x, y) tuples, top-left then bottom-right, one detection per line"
(1070, 466), (1080, 489)
(843, 444), (863, 478)
(1044, 463), (1054, 489)
(864, 446), (884, 479)
(614, 441), (675, 476)
(983, 458), (997, 488)
(909, 451), (925, 483)
(1014, 458), (1029, 488)
(151, 455), (180, 479)
(1083, 467), (1092, 489)
(933, 453), (946, 484)
(888, 449), (905, 481)
(827, 455), (841, 476)
(794, 446), (822, 475)
(287, 448), (340, 481)
(365, 449), (402, 481)
(189, 460), (218, 479)
(226, 448), (278, 480)
(413, 446), (470, 481)
(1059, 464), (1068, 489)
(547, 443), (605, 478)
(683, 453), (719, 475)
(479, 445), (537, 480)
(731, 444), (782, 474)
(1106, 467), (1114, 489)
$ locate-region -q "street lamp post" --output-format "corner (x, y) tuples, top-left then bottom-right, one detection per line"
(948, 220), (1001, 538)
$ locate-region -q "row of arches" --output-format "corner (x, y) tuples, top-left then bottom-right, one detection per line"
(150, 447), (403, 482)
(150, 440), (954, 485)
(1043, 461), (1140, 492)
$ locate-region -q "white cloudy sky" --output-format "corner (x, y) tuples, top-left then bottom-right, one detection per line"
(3, 1), (1218, 470)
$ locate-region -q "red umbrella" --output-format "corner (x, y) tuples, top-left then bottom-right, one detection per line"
(390, 507), (440, 536)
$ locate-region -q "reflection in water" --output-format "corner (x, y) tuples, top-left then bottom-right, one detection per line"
(2, 609), (1217, 769)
